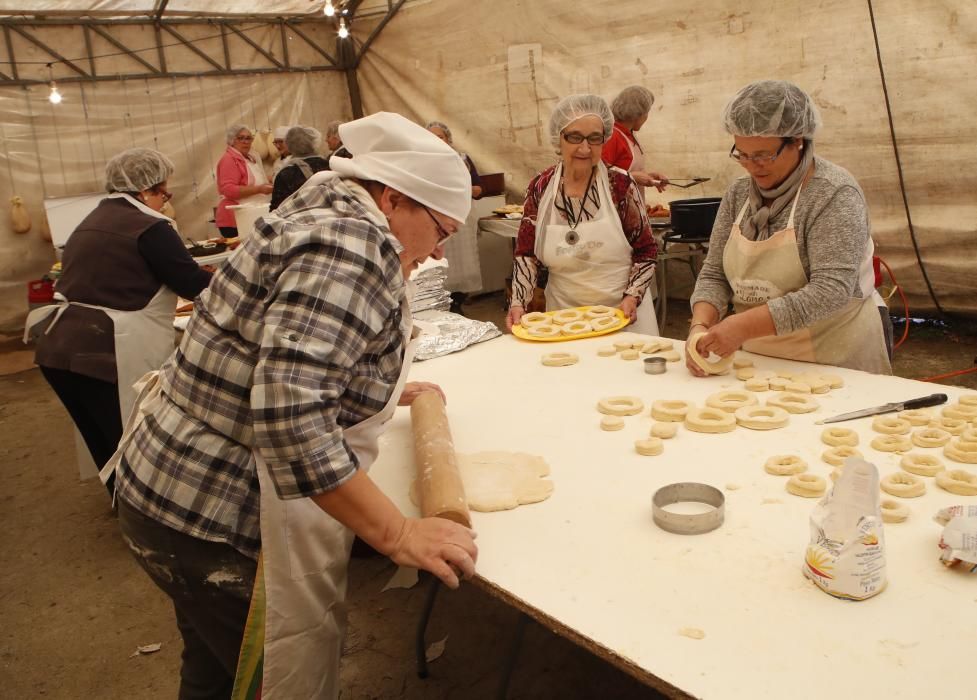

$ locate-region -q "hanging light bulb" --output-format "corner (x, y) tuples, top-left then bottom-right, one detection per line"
(338, 17), (349, 38)
(323, 0), (335, 16)
(48, 81), (62, 105)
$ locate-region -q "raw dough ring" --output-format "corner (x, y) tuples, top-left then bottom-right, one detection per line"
(519, 311), (550, 327)
(880, 472), (926, 498)
(942, 404), (977, 421)
(526, 324), (560, 338)
(684, 407), (736, 434)
(650, 422), (678, 439)
(585, 305), (616, 319)
(764, 455), (807, 476)
(930, 417), (966, 435)
(600, 416), (625, 431)
(880, 499), (909, 523)
(735, 405), (789, 430)
(900, 409), (932, 426)
(634, 437), (664, 456)
(822, 446), (863, 467)
(872, 416), (911, 435)
(597, 396), (644, 416)
(706, 390), (758, 413)
(651, 400), (693, 422)
(871, 435), (913, 453)
(911, 427), (951, 448)
(958, 394), (977, 407)
(935, 468), (977, 496)
(561, 320), (593, 335)
(686, 331), (735, 375)
(766, 392), (819, 414)
(944, 438), (977, 464)
(591, 315), (620, 332)
(786, 473), (826, 498)
(821, 427), (859, 447)
(551, 308), (584, 325)
(540, 352), (579, 367)
(899, 452), (944, 477)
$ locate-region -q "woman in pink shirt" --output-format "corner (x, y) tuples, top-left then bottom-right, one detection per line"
(215, 125), (273, 236)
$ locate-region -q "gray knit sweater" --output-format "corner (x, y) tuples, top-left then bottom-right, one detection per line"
(689, 156), (873, 335)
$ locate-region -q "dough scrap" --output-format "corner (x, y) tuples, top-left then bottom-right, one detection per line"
(540, 352), (578, 367)
(732, 356), (754, 369)
(454, 451), (554, 512)
(735, 367), (756, 381)
(620, 349), (640, 360)
(678, 627), (705, 640)
(768, 377), (790, 391)
(650, 422), (678, 439)
(744, 377), (770, 392)
(634, 438), (664, 456)
(686, 332), (734, 375)
(600, 416), (625, 431)
(597, 346), (617, 357)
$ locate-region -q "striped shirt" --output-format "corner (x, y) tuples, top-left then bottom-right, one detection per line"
(115, 174), (408, 559)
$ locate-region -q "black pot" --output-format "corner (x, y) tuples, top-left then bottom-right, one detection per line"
(669, 197), (722, 238)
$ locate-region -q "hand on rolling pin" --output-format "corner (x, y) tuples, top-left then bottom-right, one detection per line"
(389, 517), (478, 589)
(618, 295), (639, 323)
(398, 382), (446, 407)
(505, 304), (525, 332)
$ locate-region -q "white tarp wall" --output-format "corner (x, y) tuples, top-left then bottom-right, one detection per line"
(355, 0), (977, 318)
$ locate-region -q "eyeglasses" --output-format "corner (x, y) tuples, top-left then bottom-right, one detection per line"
(420, 205), (454, 244)
(562, 131), (605, 146)
(729, 140), (791, 165)
(235, 135), (255, 142)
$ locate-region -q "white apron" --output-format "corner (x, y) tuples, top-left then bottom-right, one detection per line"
(218, 154), (271, 210)
(24, 193), (179, 425)
(615, 126), (646, 202)
(255, 296), (418, 700)
(536, 162), (659, 335)
(722, 186), (890, 374)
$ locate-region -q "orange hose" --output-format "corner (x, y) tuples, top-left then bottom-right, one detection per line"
(918, 366), (977, 383)
(876, 256), (909, 349)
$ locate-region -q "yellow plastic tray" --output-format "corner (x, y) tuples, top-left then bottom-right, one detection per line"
(512, 306), (630, 342)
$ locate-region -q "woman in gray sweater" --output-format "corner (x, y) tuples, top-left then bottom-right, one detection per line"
(686, 80), (891, 375)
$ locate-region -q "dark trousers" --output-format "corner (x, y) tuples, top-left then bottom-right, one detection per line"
(218, 226), (238, 238)
(118, 499), (257, 700)
(40, 366), (121, 495)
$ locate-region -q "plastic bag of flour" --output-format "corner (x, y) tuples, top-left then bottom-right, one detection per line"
(934, 505), (977, 571)
(803, 457), (886, 600)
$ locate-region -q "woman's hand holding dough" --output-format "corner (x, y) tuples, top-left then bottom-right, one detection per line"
(619, 295), (639, 323)
(506, 305), (525, 331)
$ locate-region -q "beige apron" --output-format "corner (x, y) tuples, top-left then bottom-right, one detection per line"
(615, 126), (646, 202)
(255, 296), (418, 699)
(722, 188), (890, 373)
(536, 162), (659, 335)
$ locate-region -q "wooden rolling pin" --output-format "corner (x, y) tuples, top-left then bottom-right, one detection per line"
(410, 391), (472, 528)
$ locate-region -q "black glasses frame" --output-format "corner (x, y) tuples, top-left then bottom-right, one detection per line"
(729, 139), (792, 165)
(420, 205), (453, 244)
(562, 131), (605, 146)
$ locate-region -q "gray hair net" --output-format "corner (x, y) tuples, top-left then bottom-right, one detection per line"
(104, 148), (175, 193)
(425, 121), (453, 144)
(225, 124), (250, 145)
(611, 85), (655, 122)
(548, 94), (613, 148)
(722, 80), (822, 138)
(325, 120), (343, 138)
(285, 125), (321, 157)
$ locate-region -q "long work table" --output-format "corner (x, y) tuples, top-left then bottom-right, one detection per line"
(370, 332), (975, 699)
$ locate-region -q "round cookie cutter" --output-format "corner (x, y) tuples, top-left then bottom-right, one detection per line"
(652, 482), (725, 535)
(644, 357), (667, 375)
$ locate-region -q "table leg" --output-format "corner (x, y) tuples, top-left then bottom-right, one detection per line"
(415, 574), (441, 679)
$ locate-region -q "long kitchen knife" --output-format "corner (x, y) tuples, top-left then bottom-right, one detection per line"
(817, 393), (948, 425)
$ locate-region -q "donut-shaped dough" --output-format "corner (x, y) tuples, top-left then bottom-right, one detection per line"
(935, 468), (977, 496)
(540, 352), (579, 367)
(561, 320), (593, 336)
(930, 417), (966, 435)
(872, 416), (911, 435)
(959, 394), (977, 407)
(732, 357), (754, 369)
(899, 452), (944, 477)
(821, 427), (859, 447)
(784, 381), (812, 394)
(551, 308), (584, 325)
(786, 473), (826, 498)
(735, 367), (756, 381)
(650, 422), (678, 439)
(766, 392), (819, 414)
(765, 455), (808, 475)
(634, 437), (664, 456)
(526, 324), (560, 338)
(822, 446), (863, 467)
(899, 409), (932, 426)
(735, 405), (789, 430)
(651, 400), (693, 422)
(597, 346), (617, 357)
(880, 472), (926, 498)
(684, 407), (737, 434)
(519, 311), (549, 327)
(871, 435), (913, 453)
(768, 377), (790, 391)
(591, 315), (620, 332)
(600, 416), (625, 431)
(585, 305), (616, 319)
(911, 427), (951, 448)
(686, 332), (735, 375)
(597, 396), (644, 416)
(880, 499), (909, 523)
(944, 438), (977, 464)
(943, 404), (977, 421)
(706, 390), (758, 413)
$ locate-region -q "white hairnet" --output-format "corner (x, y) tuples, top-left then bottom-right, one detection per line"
(329, 112), (471, 223)
(273, 126), (290, 140)
(548, 94), (613, 147)
(425, 121), (452, 144)
(611, 85), (655, 122)
(104, 148), (175, 193)
(285, 126), (321, 156)
(722, 80), (822, 138)
(226, 124), (249, 145)
(325, 120), (343, 138)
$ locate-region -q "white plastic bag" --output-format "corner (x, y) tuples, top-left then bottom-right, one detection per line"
(934, 505), (977, 570)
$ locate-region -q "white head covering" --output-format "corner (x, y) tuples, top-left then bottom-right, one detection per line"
(329, 112), (471, 223)
(273, 126), (290, 140)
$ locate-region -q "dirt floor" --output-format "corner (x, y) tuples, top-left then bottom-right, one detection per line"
(1, 297), (975, 699)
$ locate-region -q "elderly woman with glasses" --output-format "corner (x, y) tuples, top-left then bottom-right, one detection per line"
(215, 124), (273, 237)
(506, 94), (659, 334)
(602, 85), (669, 196)
(686, 80), (890, 375)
